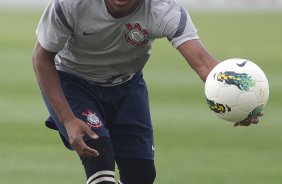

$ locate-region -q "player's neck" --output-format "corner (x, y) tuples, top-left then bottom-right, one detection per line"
(104, 0), (142, 19)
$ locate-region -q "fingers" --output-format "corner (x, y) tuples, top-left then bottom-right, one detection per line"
(76, 125), (99, 157)
(67, 120), (100, 157)
(84, 125), (99, 140)
(71, 137), (99, 157)
(234, 117), (260, 127)
(234, 109), (264, 127)
(259, 112), (264, 117)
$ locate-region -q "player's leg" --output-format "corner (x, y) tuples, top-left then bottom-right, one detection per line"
(115, 157), (156, 184)
(41, 71), (116, 183)
(109, 72), (156, 184)
(81, 137), (116, 184)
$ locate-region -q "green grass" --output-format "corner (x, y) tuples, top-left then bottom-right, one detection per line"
(0, 10), (282, 184)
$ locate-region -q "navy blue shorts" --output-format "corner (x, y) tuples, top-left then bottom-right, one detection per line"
(43, 71), (154, 160)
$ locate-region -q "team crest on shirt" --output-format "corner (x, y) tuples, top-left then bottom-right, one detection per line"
(125, 23), (149, 47)
(82, 110), (103, 128)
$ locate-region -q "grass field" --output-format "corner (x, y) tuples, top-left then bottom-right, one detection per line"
(0, 10), (282, 184)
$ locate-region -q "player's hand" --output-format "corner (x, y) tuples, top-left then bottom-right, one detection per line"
(234, 112), (264, 127)
(64, 117), (99, 157)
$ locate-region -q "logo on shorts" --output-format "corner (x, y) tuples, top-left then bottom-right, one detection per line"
(125, 23), (149, 47)
(82, 110), (103, 128)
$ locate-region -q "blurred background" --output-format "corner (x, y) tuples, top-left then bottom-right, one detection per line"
(1, 0), (282, 9)
(0, 0), (282, 184)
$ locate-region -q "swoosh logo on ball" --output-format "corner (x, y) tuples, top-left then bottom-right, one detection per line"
(236, 61), (247, 67)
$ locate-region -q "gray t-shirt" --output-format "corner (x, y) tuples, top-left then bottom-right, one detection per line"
(36, 0), (199, 85)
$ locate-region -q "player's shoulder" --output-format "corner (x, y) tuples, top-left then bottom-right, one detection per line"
(150, 0), (179, 6)
(146, 0), (185, 24)
(148, 0), (181, 12)
(56, 0), (101, 12)
(147, 0), (184, 21)
(56, 0), (90, 6)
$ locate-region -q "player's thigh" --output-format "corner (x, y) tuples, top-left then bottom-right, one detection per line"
(110, 74), (154, 160)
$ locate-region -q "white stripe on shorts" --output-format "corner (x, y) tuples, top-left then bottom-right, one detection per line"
(87, 170), (115, 184)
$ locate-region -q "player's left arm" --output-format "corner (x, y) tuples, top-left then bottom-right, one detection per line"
(164, 2), (262, 126)
(177, 39), (263, 126)
(177, 39), (219, 82)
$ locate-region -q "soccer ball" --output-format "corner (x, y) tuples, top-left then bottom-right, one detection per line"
(205, 58), (269, 122)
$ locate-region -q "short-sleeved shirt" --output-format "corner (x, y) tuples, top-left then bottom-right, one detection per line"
(36, 0), (199, 85)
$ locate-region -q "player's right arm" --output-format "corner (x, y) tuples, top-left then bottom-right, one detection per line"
(32, 42), (99, 157)
(33, 0), (100, 156)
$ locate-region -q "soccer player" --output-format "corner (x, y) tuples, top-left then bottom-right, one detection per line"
(32, 0), (261, 183)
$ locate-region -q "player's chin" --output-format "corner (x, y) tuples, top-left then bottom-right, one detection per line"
(113, 0), (130, 7)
